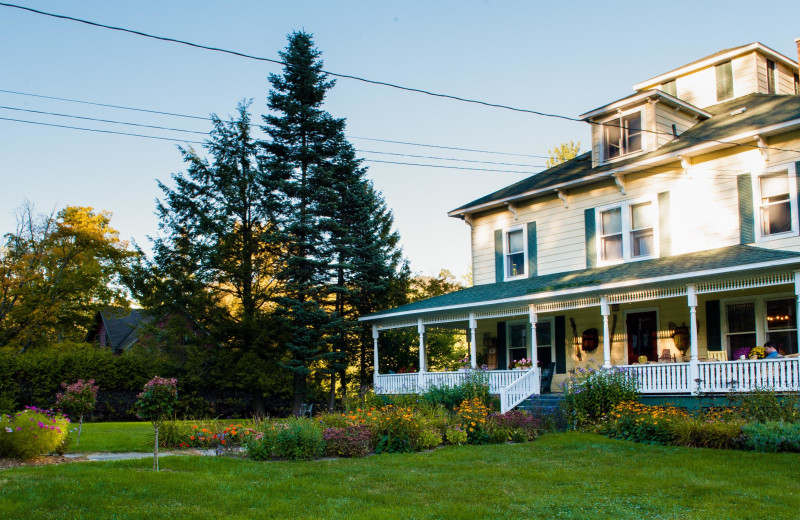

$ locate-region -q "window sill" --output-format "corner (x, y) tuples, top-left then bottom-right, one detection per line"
(756, 230), (797, 243)
(504, 274), (528, 282)
(600, 149), (647, 166)
(596, 254), (657, 267)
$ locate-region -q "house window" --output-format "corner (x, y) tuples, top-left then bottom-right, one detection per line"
(767, 59), (777, 94)
(603, 112), (642, 160)
(508, 322), (527, 368)
(759, 172), (792, 236)
(504, 227), (526, 279)
(662, 79), (677, 97)
(716, 61), (733, 101)
(794, 73), (799, 95)
(725, 301), (756, 355)
(765, 298), (797, 355)
(723, 296), (799, 358)
(597, 199), (657, 263)
(535, 319), (555, 368)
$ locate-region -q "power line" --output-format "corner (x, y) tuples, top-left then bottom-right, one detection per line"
(0, 88), (545, 158)
(0, 2), (578, 121)
(357, 149), (543, 167)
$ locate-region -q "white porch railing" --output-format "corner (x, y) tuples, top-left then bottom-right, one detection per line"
(621, 362), (692, 394)
(698, 358), (800, 393)
(500, 368), (540, 413)
(375, 369), (528, 395)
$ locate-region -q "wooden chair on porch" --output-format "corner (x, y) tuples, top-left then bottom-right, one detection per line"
(540, 362), (556, 394)
(708, 351), (728, 362)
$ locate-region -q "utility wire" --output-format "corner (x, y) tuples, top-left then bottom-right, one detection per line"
(0, 105), (544, 167)
(0, 88), (546, 158)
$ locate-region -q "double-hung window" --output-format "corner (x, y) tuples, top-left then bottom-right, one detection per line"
(755, 164), (797, 240)
(723, 296), (798, 357)
(603, 112), (642, 160)
(597, 198), (656, 263)
(716, 60), (733, 101)
(504, 227), (526, 279)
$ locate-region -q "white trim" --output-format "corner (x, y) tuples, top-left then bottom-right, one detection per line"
(579, 90), (710, 121)
(753, 162), (799, 243)
(447, 117), (800, 218)
(502, 224), (528, 281)
(359, 258), (800, 322)
(598, 107), (646, 164)
(633, 43), (799, 91)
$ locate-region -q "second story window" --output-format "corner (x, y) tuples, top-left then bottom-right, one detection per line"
(716, 60), (733, 101)
(597, 199), (656, 263)
(759, 172), (792, 236)
(505, 228), (526, 278)
(603, 112), (642, 160)
(767, 59), (777, 94)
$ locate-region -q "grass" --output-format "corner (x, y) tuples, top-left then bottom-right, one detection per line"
(2, 432), (798, 519)
(67, 422), (154, 453)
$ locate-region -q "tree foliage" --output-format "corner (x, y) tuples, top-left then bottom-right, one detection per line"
(0, 204), (133, 350)
(545, 140), (581, 168)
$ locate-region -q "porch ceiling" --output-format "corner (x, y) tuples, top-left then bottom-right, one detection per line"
(361, 245), (800, 327)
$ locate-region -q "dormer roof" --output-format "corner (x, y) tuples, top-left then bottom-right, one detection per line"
(578, 90), (711, 121)
(633, 42), (799, 92)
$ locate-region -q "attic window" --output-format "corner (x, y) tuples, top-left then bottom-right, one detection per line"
(716, 61), (733, 101)
(603, 112), (642, 160)
(767, 59), (777, 94)
(794, 73), (799, 95)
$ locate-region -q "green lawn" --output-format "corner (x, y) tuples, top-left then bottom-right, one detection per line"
(67, 422), (154, 453)
(2, 433), (798, 519)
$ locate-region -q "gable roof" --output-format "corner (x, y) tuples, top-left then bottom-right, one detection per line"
(88, 308), (149, 351)
(449, 94), (800, 217)
(578, 89), (712, 121)
(361, 245), (800, 322)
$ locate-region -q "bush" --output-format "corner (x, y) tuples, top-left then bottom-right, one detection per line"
(455, 397), (490, 444)
(509, 428), (528, 443)
(323, 425), (372, 458)
(489, 410), (542, 441)
(561, 364), (638, 429)
(421, 371), (491, 411)
(669, 418), (743, 450)
(417, 428), (443, 450)
(601, 402), (687, 445)
(486, 427), (510, 444)
(445, 426), (467, 445)
(273, 418), (325, 461)
(0, 407), (70, 460)
(372, 405), (422, 454)
(741, 421), (800, 452)
(728, 389), (800, 423)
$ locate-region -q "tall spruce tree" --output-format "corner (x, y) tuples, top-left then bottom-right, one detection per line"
(131, 103), (283, 409)
(261, 32), (406, 412)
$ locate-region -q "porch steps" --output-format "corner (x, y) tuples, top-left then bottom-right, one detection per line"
(517, 394), (564, 415)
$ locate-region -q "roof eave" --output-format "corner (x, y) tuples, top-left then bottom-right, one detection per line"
(578, 91), (711, 121)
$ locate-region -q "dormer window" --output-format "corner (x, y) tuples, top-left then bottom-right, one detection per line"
(603, 112), (642, 160)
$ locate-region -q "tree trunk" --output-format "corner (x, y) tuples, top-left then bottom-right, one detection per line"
(328, 372), (336, 412)
(153, 422), (159, 471)
(291, 372), (305, 416)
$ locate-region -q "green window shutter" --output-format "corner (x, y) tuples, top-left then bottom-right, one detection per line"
(494, 229), (504, 283)
(584, 209), (597, 268)
(737, 173), (754, 244)
(527, 221), (537, 277)
(555, 316), (566, 374)
(658, 191), (671, 256)
(706, 300), (722, 351)
(496, 321), (507, 369)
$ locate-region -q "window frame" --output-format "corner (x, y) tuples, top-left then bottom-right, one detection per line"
(753, 162), (798, 243)
(594, 195), (659, 266)
(506, 317), (555, 368)
(721, 292), (798, 357)
(502, 224), (528, 281)
(766, 59), (777, 95)
(716, 60), (734, 102)
(599, 107), (644, 163)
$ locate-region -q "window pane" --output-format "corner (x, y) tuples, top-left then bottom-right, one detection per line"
(729, 334), (757, 356)
(727, 302), (755, 333)
(631, 229), (653, 257)
(762, 199), (792, 235)
(761, 173), (789, 198)
(604, 118), (621, 159)
(767, 59), (776, 95)
(766, 331), (797, 355)
(623, 113), (642, 153)
(766, 299), (796, 330)
(507, 229), (524, 253)
(509, 348), (527, 367)
(536, 321), (552, 347)
(601, 208), (622, 234)
(602, 235), (623, 260)
(509, 324), (526, 349)
(716, 61), (733, 101)
(662, 80), (677, 97)
(507, 252), (525, 277)
(630, 202), (653, 230)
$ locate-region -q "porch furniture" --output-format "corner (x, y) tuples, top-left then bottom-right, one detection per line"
(708, 351), (728, 362)
(540, 362), (556, 394)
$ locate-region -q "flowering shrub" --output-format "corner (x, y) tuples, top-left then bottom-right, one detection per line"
(561, 364), (638, 429)
(601, 402), (689, 445)
(455, 397), (490, 444)
(0, 407), (70, 460)
(55, 379), (98, 447)
(372, 405), (421, 453)
(136, 376), (178, 471)
(323, 425), (372, 457)
(488, 410), (542, 441)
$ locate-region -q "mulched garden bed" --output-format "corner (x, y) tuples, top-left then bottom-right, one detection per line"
(0, 455), (82, 471)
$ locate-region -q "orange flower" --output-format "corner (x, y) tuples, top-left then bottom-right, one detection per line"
(190, 436), (195, 441)
(192, 425), (197, 430)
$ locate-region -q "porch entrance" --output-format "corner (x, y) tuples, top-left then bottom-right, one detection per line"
(627, 311), (658, 364)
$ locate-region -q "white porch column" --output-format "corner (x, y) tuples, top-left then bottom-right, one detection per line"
(372, 325), (380, 388)
(601, 296), (611, 368)
(687, 284), (700, 395)
(529, 304), (539, 367)
(417, 319), (426, 391)
(794, 271), (800, 344)
(468, 312), (478, 368)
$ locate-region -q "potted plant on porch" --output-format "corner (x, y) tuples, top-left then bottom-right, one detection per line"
(510, 358), (533, 370)
(457, 357), (471, 371)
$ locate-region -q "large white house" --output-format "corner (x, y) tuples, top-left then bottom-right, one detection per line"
(361, 40), (800, 412)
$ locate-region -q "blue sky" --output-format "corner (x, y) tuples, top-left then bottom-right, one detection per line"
(1, 1), (798, 280)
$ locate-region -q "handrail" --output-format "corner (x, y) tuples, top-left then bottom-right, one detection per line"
(500, 368), (540, 413)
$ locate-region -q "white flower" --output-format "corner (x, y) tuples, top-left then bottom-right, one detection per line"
(4, 427), (11, 433)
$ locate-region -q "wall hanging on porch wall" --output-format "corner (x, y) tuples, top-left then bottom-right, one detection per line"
(569, 318), (582, 361)
(581, 328), (599, 351)
(669, 322), (690, 356)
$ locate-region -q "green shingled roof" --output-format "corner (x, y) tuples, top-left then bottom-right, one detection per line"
(362, 245), (800, 320)
(451, 94), (800, 215)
